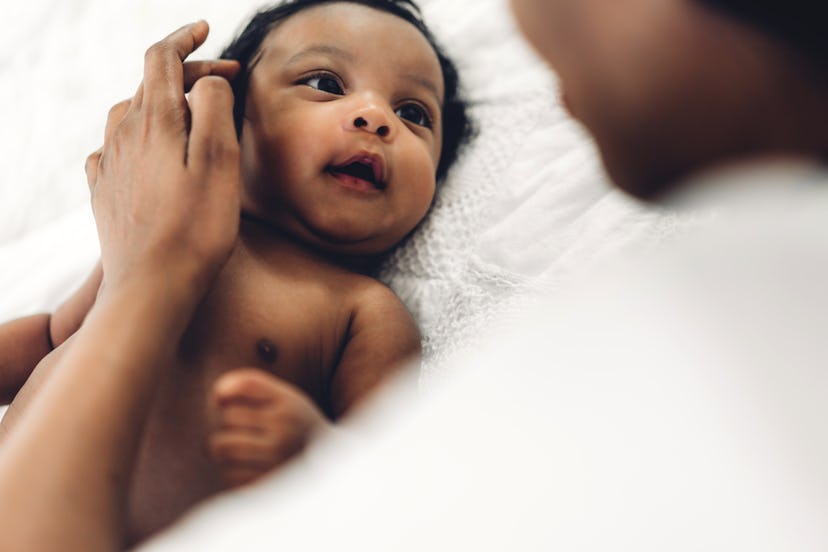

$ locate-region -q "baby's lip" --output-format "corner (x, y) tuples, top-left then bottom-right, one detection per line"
(328, 152), (387, 190)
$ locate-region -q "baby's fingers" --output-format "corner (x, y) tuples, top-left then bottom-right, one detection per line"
(209, 431), (302, 467)
(216, 404), (267, 433)
(212, 368), (286, 406)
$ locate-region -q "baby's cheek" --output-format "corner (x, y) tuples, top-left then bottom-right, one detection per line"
(415, 151), (439, 205)
(398, 170), (436, 232)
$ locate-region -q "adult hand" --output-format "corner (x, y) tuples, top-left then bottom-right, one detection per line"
(86, 21), (242, 305)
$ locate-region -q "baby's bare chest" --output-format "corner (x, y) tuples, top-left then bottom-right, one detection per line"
(178, 254), (353, 400)
(127, 247), (357, 541)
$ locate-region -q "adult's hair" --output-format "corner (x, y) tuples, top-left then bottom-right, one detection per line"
(221, 0), (473, 182)
(697, 0), (828, 69)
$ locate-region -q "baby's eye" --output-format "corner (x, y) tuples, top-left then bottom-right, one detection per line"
(301, 73), (345, 95)
(396, 103), (432, 128)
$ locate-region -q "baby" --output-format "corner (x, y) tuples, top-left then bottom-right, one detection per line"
(0, 0), (470, 543)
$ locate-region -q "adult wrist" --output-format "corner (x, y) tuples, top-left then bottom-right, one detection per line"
(96, 262), (208, 335)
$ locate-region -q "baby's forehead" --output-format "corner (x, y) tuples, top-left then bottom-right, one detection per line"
(255, 3), (444, 92)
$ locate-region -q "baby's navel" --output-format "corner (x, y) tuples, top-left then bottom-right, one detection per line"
(256, 338), (279, 364)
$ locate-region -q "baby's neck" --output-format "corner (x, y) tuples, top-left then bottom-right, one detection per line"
(239, 213), (382, 276)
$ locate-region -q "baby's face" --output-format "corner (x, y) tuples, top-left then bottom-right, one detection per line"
(239, 3), (444, 255)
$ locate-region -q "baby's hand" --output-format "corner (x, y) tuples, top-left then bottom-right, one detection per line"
(207, 368), (330, 488)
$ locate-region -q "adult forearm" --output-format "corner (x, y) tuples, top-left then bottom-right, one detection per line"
(0, 19), (242, 550)
(0, 278), (198, 552)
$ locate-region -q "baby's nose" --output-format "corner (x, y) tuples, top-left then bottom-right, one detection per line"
(345, 105), (396, 140)
(353, 116), (389, 137)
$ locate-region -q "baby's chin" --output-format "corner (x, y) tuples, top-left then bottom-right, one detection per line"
(245, 210), (399, 258)
(305, 229), (402, 259)
(239, 192), (417, 257)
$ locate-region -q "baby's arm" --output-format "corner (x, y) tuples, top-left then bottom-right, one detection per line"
(0, 261), (102, 404)
(328, 283), (421, 418)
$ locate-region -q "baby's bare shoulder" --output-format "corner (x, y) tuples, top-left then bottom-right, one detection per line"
(327, 276), (421, 417)
(344, 276), (413, 324)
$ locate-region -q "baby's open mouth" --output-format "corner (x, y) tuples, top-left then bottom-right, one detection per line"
(328, 157), (387, 190)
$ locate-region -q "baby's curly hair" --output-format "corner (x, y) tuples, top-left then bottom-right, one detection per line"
(221, 0), (473, 182)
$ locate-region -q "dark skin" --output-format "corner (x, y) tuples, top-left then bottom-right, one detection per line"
(0, 262), (103, 405)
(1, 228), (419, 542)
(0, 22), (241, 551)
(0, 4), (444, 548)
(5, 2), (828, 551)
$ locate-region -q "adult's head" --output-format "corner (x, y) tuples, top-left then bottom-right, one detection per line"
(510, 0), (828, 198)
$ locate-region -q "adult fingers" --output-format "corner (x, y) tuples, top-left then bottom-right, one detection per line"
(131, 59), (239, 107)
(141, 20), (209, 110)
(85, 148), (102, 192)
(183, 59), (241, 92)
(187, 75), (239, 169)
(132, 81), (145, 114)
(103, 99), (132, 149)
